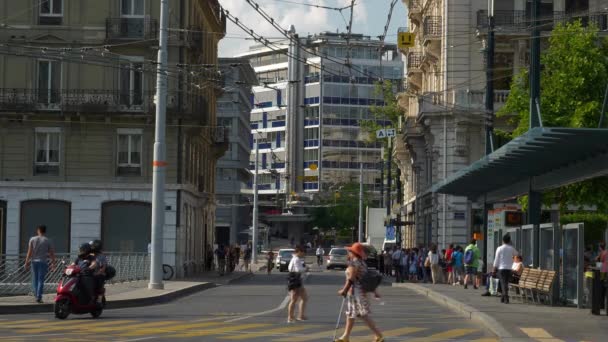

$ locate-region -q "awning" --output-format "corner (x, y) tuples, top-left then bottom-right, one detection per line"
(433, 127), (608, 201)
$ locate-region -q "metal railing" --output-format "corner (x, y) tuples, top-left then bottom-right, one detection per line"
(477, 10), (608, 32)
(423, 16), (442, 39)
(106, 18), (158, 41)
(0, 253), (150, 297)
(407, 52), (423, 70)
(0, 88), (211, 117)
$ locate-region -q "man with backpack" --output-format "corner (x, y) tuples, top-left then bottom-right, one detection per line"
(464, 239), (480, 289)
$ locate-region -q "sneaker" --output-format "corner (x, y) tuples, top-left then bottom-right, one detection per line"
(481, 292), (491, 297)
(36, 299), (43, 304)
(287, 319), (295, 324)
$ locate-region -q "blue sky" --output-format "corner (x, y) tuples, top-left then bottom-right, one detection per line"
(218, 0), (408, 57)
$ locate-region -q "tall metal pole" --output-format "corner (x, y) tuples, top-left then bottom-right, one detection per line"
(386, 138), (392, 217)
(358, 162), (364, 242)
(149, 0), (169, 290)
(529, 0), (542, 268)
(482, 0), (495, 270)
(252, 140), (259, 268)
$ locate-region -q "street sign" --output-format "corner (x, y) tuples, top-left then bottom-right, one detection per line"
(397, 32), (415, 49)
(309, 163), (318, 171)
(385, 225), (396, 240)
(376, 128), (396, 138)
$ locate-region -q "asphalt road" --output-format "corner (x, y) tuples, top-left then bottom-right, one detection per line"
(0, 269), (497, 342)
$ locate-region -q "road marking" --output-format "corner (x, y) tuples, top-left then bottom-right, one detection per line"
(402, 328), (479, 342)
(3, 320), (137, 334)
(273, 326), (368, 342)
(520, 328), (564, 342)
(219, 324), (322, 340)
(470, 338), (500, 342)
(117, 321), (226, 337)
(86, 321), (180, 333)
(0, 319), (47, 327)
(171, 323), (271, 338)
(350, 327), (427, 341)
(0, 333), (66, 340)
(224, 295), (290, 323)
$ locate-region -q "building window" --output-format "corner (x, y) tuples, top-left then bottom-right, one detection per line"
(34, 127), (61, 175)
(38, 60), (61, 105)
(39, 0), (62, 25)
(117, 129), (142, 176)
(120, 61), (143, 106)
(121, 0), (144, 17)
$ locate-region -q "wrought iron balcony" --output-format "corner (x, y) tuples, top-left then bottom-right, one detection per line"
(407, 52), (423, 70)
(423, 16), (442, 40)
(0, 89), (209, 117)
(105, 18), (158, 41)
(477, 10), (608, 33)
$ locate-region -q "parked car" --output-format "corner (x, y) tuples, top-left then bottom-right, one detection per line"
(326, 248), (348, 270)
(276, 249), (295, 272)
(362, 243), (379, 269)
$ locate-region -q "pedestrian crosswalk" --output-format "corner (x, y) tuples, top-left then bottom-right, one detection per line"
(0, 318), (495, 341)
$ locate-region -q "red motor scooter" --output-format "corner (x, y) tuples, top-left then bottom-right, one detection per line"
(54, 265), (106, 319)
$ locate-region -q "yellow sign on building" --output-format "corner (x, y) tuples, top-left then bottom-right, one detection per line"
(397, 32), (415, 49)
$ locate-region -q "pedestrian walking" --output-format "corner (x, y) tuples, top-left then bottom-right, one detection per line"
(24, 225), (55, 303)
(382, 250), (392, 276)
(334, 242), (384, 342)
(287, 246), (308, 323)
(244, 243), (252, 272)
(493, 234), (518, 304)
(391, 246), (403, 282)
(427, 245), (441, 284)
(452, 246), (464, 285)
(215, 245), (226, 276)
(464, 239), (480, 289)
(399, 247), (408, 283)
(408, 249), (418, 281)
(267, 250), (275, 275)
(445, 244), (454, 284)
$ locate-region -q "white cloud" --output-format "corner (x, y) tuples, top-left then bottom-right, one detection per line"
(218, 0), (372, 57)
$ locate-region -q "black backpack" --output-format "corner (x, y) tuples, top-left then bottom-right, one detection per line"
(359, 268), (383, 292)
(105, 265), (116, 280)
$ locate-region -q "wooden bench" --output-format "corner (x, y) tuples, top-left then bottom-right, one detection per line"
(508, 268), (529, 301)
(520, 268), (543, 303)
(535, 270), (557, 305)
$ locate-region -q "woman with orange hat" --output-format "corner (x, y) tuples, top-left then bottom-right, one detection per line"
(335, 242), (384, 342)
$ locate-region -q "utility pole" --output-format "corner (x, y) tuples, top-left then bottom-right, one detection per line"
(482, 0), (495, 270)
(252, 139), (259, 268)
(358, 162), (364, 242)
(386, 138), (392, 217)
(529, 0), (542, 268)
(149, 0), (169, 290)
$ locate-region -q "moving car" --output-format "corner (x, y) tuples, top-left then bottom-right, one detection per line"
(275, 249), (295, 272)
(362, 243), (380, 269)
(326, 248), (348, 270)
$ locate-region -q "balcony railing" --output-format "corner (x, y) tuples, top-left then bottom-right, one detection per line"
(423, 16), (442, 40)
(477, 10), (608, 32)
(415, 89), (510, 115)
(407, 52), (423, 70)
(0, 89), (208, 116)
(106, 18), (158, 40)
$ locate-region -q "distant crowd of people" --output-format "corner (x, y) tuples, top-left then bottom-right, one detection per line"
(214, 243), (252, 276)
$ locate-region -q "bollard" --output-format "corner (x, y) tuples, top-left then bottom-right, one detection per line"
(591, 269), (602, 315)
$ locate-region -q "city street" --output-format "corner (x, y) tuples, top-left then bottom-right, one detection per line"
(0, 271), (495, 342)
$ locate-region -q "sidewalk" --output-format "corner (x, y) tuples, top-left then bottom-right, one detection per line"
(0, 271), (251, 314)
(393, 281), (608, 341)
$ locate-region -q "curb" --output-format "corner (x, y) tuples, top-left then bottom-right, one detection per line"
(393, 283), (513, 339)
(0, 282), (221, 315)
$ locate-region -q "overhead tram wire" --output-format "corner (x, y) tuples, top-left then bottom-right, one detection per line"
(259, 0), (355, 11)
(243, 0), (398, 82)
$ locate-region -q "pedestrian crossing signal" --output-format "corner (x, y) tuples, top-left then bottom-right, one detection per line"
(398, 32), (415, 49)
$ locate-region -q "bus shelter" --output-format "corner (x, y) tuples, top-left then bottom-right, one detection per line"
(433, 127), (608, 307)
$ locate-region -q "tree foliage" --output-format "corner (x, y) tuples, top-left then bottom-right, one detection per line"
(310, 182), (371, 234)
(361, 80), (404, 147)
(497, 21), (608, 212)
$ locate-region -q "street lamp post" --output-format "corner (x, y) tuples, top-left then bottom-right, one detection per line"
(252, 138), (259, 269)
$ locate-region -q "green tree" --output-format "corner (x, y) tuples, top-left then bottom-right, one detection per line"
(498, 21), (608, 212)
(310, 182), (371, 235)
(361, 80), (404, 147)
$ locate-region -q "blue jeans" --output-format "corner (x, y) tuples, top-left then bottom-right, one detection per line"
(31, 261), (48, 300)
